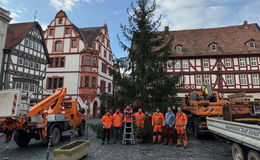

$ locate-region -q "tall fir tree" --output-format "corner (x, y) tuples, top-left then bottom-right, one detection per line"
(101, 0), (179, 112)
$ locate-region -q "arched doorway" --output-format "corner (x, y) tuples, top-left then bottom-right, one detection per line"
(93, 101), (98, 118)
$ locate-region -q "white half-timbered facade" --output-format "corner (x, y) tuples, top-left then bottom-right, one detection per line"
(165, 21), (260, 99)
(43, 10), (113, 117)
(1, 22), (50, 101)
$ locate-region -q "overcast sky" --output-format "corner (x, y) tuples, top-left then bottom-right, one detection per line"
(1, 0), (260, 58)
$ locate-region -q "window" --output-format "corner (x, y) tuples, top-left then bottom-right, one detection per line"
(203, 59), (209, 67)
(15, 82), (22, 89)
(18, 58), (24, 66)
(50, 29), (54, 36)
(252, 74), (259, 85)
(35, 63), (40, 70)
(108, 83), (111, 93)
(182, 60), (189, 68)
(84, 76), (89, 88)
(204, 75), (210, 84)
(98, 44), (101, 51)
(100, 80), (106, 92)
(49, 58), (54, 67)
(240, 74), (247, 85)
(29, 40), (33, 48)
(250, 57), (257, 66)
(246, 41), (256, 48)
(65, 28), (70, 34)
(55, 41), (62, 51)
(24, 38), (29, 46)
(72, 40), (77, 48)
(226, 75), (234, 85)
(47, 77), (63, 89)
(60, 57), (65, 67)
(209, 43), (218, 51)
(196, 75), (202, 85)
(174, 60), (180, 68)
(102, 63), (107, 73)
(225, 58), (232, 67)
(239, 58), (246, 67)
(92, 77), (96, 88)
(23, 83), (29, 91)
(109, 54), (112, 61)
(30, 61), (34, 68)
(54, 58), (59, 67)
(93, 57), (97, 66)
(58, 18), (63, 24)
(104, 50), (107, 57)
(34, 41), (38, 50)
(176, 45), (182, 52)
(24, 60), (29, 67)
(167, 60), (173, 69)
(86, 56), (90, 65)
(30, 84), (35, 92)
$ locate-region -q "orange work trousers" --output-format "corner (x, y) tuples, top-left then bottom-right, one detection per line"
(176, 126), (188, 147)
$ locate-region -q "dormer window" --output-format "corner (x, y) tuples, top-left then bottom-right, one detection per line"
(175, 45), (182, 52)
(209, 43), (218, 51)
(246, 41), (256, 48)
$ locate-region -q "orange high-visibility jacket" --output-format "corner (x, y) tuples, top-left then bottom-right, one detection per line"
(101, 114), (113, 129)
(175, 112), (188, 127)
(113, 112), (123, 127)
(152, 112), (165, 126)
(123, 107), (133, 122)
(133, 112), (146, 128)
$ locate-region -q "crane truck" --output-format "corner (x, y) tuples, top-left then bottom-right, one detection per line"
(183, 84), (252, 138)
(0, 88), (86, 148)
(207, 103), (260, 160)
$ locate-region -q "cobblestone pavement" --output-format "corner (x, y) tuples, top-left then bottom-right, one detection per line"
(0, 119), (232, 160)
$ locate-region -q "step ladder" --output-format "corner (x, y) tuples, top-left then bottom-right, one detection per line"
(122, 117), (135, 145)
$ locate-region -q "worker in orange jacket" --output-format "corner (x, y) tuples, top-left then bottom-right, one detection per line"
(101, 111), (113, 145)
(113, 108), (123, 144)
(133, 108), (146, 143)
(151, 107), (165, 144)
(175, 106), (188, 148)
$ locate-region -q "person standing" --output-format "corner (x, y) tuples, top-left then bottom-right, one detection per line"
(151, 107), (165, 144)
(133, 108), (146, 143)
(113, 108), (123, 144)
(101, 111), (113, 145)
(175, 106), (188, 148)
(163, 107), (175, 146)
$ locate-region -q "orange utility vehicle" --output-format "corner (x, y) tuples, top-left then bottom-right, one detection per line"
(0, 88), (86, 147)
(184, 84), (252, 138)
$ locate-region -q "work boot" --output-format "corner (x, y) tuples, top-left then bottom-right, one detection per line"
(169, 138), (173, 146)
(158, 135), (162, 144)
(101, 141), (105, 145)
(176, 144), (182, 147)
(163, 138), (168, 145)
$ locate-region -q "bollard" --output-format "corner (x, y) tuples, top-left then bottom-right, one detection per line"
(46, 135), (52, 160)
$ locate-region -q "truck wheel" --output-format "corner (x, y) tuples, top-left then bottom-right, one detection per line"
(14, 130), (30, 148)
(248, 150), (260, 160)
(232, 143), (246, 160)
(78, 122), (85, 136)
(51, 127), (61, 146)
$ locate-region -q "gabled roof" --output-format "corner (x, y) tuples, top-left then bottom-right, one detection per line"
(79, 27), (103, 44)
(166, 22), (260, 57)
(5, 21), (50, 62)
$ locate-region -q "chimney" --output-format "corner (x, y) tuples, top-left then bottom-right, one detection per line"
(242, 20), (248, 29)
(164, 26), (169, 32)
(243, 20), (248, 25)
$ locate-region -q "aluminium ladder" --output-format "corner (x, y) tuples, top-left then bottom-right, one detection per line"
(122, 116), (135, 145)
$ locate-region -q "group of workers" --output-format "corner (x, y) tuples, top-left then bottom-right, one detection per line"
(101, 106), (188, 148)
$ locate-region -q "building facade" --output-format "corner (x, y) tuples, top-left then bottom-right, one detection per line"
(165, 21), (260, 99)
(43, 10), (113, 117)
(1, 22), (50, 101)
(0, 7), (11, 89)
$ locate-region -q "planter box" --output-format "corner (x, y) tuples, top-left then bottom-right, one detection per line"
(53, 140), (90, 160)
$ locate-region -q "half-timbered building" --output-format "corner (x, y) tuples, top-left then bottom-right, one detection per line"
(43, 10), (113, 117)
(1, 22), (50, 101)
(165, 21), (260, 99)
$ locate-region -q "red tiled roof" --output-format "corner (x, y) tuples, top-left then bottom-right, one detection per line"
(167, 22), (260, 57)
(5, 22), (35, 49)
(79, 27), (103, 44)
